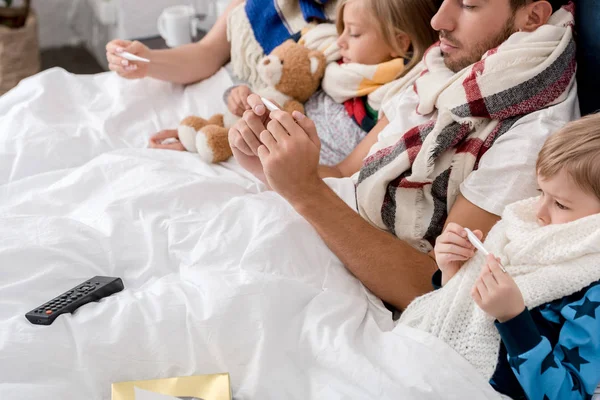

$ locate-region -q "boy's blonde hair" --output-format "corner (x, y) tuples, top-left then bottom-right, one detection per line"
(335, 0), (439, 76)
(537, 113), (600, 200)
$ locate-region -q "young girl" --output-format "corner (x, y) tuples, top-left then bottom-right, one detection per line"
(400, 114), (600, 400)
(220, 0), (439, 165)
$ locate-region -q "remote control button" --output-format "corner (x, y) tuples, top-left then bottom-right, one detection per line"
(45, 310), (52, 315)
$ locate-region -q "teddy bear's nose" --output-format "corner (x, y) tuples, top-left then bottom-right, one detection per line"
(263, 58), (271, 65)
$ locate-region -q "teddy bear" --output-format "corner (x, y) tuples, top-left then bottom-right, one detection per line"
(177, 39), (326, 163)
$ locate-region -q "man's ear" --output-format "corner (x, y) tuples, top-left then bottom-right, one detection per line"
(516, 0), (554, 33)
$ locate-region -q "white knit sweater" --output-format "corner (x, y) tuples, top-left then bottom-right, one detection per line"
(400, 196), (600, 379)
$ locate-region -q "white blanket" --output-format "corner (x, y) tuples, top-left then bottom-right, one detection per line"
(0, 69), (503, 400)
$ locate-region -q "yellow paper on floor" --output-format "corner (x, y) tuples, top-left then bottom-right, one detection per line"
(111, 373), (231, 400)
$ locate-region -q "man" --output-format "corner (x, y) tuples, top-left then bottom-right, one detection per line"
(229, 0), (579, 310)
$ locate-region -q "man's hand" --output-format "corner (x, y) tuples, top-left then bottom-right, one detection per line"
(472, 254), (524, 323)
(434, 223), (481, 286)
(227, 85), (253, 117)
(148, 129), (185, 151)
(257, 110), (321, 203)
(228, 94), (270, 156)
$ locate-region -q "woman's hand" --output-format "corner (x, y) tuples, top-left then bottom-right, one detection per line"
(227, 85), (253, 117)
(106, 39), (151, 79)
(472, 254), (524, 323)
(434, 223), (482, 285)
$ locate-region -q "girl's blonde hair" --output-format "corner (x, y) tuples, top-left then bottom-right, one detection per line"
(335, 0), (440, 76)
(536, 113), (600, 201)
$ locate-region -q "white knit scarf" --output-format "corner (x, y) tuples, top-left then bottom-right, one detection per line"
(400, 196), (600, 380)
(355, 7), (576, 252)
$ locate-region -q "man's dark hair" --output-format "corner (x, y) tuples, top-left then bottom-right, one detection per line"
(509, 0), (565, 12)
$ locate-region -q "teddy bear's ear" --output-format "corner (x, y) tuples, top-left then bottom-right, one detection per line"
(308, 51), (325, 77)
(310, 56), (320, 75)
(280, 39), (295, 49)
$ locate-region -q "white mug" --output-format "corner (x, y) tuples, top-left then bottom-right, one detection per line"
(157, 5), (197, 47)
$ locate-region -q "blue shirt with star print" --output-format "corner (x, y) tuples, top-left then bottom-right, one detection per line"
(491, 280), (600, 399)
(430, 272), (600, 399)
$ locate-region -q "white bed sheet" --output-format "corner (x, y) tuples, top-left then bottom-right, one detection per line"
(0, 68), (503, 399)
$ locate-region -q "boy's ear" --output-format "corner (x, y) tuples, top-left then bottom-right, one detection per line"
(516, 0), (553, 33)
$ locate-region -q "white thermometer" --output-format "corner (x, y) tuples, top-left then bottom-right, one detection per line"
(260, 97), (281, 112)
(464, 228), (507, 273)
(120, 51), (150, 63)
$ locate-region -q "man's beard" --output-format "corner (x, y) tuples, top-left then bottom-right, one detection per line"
(441, 14), (517, 73)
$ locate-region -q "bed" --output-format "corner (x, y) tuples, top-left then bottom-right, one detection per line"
(0, 67), (509, 399)
(4, 0), (600, 392)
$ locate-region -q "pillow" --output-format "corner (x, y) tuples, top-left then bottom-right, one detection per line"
(575, 0), (600, 115)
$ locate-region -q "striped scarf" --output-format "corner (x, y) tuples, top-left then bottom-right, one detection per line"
(246, 0), (331, 55)
(344, 96), (378, 132)
(322, 58), (408, 109)
(228, 1), (337, 89)
(321, 58), (408, 132)
(355, 6), (577, 252)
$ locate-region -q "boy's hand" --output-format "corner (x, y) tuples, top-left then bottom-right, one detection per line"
(434, 223), (481, 285)
(227, 85), (253, 117)
(472, 254), (524, 323)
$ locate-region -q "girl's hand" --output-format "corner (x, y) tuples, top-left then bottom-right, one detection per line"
(435, 223), (481, 285)
(148, 129), (185, 151)
(228, 94), (271, 156)
(106, 39), (151, 79)
(472, 254), (524, 323)
(227, 85), (253, 117)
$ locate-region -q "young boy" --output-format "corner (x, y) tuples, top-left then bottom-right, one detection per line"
(401, 113), (600, 400)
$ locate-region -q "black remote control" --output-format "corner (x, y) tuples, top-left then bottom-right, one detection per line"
(25, 276), (124, 326)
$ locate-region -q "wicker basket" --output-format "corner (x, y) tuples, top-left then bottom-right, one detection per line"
(0, 7), (40, 95)
(0, 0), (30, 29)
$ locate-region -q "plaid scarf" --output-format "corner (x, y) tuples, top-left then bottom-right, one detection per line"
(355, 6), (577, 252)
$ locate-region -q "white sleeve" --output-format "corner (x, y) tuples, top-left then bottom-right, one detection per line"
(460, 116), (570, 216)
